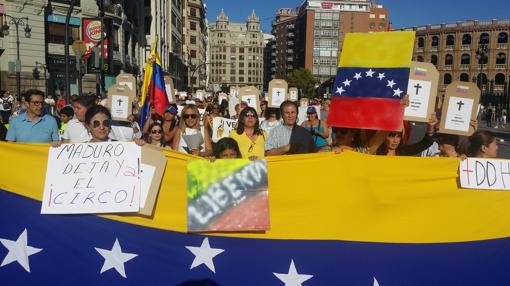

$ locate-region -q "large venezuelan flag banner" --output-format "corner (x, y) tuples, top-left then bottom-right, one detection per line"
(328, 32), (415, 131)
(2, 142), (510, 285)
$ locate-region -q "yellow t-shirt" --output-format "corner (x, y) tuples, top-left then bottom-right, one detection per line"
(229, 130), (266, 159)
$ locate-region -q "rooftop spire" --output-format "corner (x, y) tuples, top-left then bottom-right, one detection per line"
(248, 10), (259, 22)
(217, 8), (229, 22)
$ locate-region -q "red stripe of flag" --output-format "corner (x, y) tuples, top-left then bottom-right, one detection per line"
(327, 97), (404, 131)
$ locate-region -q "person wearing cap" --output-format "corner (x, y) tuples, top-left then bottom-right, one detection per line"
(301, 106), (329, 149)
(154, 105), (177, 144)
(265, 100), (316, 156)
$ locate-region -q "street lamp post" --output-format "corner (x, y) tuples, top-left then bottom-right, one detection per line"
(65, 0), (77, 102)
(476, 44), (489, 91)
(35, 62), (49, 98)
(2, 15), (31, 98)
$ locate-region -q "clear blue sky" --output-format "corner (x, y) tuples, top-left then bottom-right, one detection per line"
(205, 0), (510, 33)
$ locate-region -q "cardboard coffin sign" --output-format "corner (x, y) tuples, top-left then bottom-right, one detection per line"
(404, 62), (439, 122)
(268, 79), (289, 108)
(438, 81), (480, 136)
(107, 84), (133, 122)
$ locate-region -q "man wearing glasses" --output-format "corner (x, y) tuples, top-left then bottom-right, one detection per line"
(6, 89), (59, 145)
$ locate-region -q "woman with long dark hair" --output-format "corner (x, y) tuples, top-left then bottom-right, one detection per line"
(465, 130), (498, 158)
(145, 122), (170, 148)
(229, 106), (266, 160)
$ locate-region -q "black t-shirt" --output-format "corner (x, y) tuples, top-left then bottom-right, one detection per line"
(288, 125), (317, 154)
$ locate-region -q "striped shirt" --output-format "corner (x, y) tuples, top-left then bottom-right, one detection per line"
(264, 124), (293, 151)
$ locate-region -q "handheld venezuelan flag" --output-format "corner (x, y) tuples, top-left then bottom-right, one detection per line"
(328, 31), (415, 131)
(139, 37), (169, 128)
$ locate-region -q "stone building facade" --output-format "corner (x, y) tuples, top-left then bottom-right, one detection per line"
(401, 19), (510, 95)
(208, 9), (264, 91)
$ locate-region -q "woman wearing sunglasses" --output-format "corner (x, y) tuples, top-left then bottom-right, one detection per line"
(172, 104), (212, 157)
(84, 105), (114, 142)
(84, 105), (145, 146)
(301, 106), (329, 149)
(145, 122), (170, 148)
(376, 113), (438, 156)
(229, 107), (266, 160)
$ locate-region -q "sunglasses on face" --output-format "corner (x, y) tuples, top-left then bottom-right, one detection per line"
(30, 101), (44, 106)
(151, 129), (162, 134)
(183, 114), (198, 119)
(91, 119), (112, 129)
(245, 113), (256, 118)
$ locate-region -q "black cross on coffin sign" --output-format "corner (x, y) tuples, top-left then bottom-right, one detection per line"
(457, 100), (465, 111)
(414, 83), (422, 95)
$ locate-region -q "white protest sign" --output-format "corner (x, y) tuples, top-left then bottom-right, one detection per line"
(405, 79), (432, 119)
(289, 88), (298, 101)
(42, 142), (141, 214)
(460, 158), (510, 190)
(177, 105), (184, 116)
(111, 94), (129, 119)
(271, 87), (286, 107)
(165, 84), (174, 103)
(444, 96), (474, 132)
(241, 95), (257, 109)
(198, 108), (206, 127)
(211, 117), (237, 143)
(179, 91), (187, 100)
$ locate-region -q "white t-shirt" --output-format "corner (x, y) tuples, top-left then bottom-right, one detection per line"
(62, 118), (91, 143)
(109, 122), (142, 141)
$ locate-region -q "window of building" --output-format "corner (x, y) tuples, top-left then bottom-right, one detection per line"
(417, 55), (424, 62)
(239, 77), (244, 82)
(460, 73), (470, 82)
(496, 53), (507, 64)
(190, 49), (197, 58)
(445, 54), (453, 65)
(239, 62), (244, 68)
(495, 73), (506, 85)
(461, 54), (470, 65)
(190, 7), (197, 17)
(418, 37), (425, 48)
(369, 14), (375, 19)
(498, 32), (508, 44)
(462, 34), (472, 45)
(239, 47), (244, 53)
(479, 33), (490, 45)
(444, 73), (452, 85)
(379, 14), (386, 19)
(477, 73), (488, 85)
(431, 36), (439, 47)
(446, 35), (455, 46)
(190, 35), (196, 45)
(190, 21), (196, 31)
(230, 76), (236, 82)
(47, 22), (80, 45)
(239, 55), (244, 60)
(430, 55), (438, 65)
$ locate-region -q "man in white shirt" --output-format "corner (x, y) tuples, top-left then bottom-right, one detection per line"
(62, 95), (96, 143)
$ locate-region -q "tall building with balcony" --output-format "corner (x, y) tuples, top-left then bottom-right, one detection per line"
(294, 0), (388, 83)
(0, 0), (150, 96)
(400, 19), (510, 95)
(183, 0), (207, 91)
(271, 8), (297, 80)
(208, 9), (264, 91)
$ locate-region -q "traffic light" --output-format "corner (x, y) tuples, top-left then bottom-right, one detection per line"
(32, 67), (40, 80)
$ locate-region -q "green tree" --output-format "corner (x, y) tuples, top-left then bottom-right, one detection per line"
(287, 68), (318, 98)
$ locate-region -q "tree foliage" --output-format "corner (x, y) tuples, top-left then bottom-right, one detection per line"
(287, 68), (318, 98)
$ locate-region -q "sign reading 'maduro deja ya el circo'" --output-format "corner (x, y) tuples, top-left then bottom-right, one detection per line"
(82, 18), (108, 57)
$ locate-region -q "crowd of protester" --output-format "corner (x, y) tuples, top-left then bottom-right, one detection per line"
(0, 88), (501, 161)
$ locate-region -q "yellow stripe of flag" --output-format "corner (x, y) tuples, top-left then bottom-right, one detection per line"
(339, 31), (416, 68)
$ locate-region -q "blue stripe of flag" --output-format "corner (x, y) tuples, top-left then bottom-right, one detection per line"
(2, 190), (510, 285)
(332, 67), (410, 99)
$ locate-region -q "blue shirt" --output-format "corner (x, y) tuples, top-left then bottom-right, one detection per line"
(6, 113), (59, 143)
